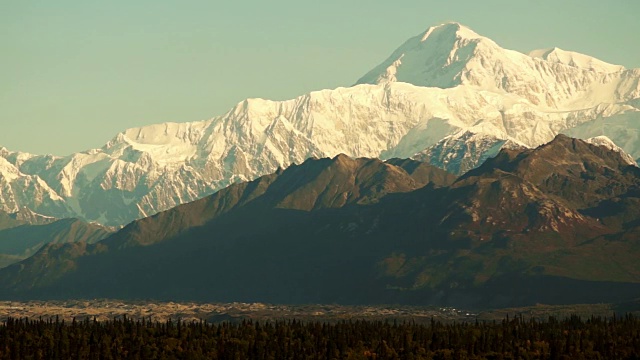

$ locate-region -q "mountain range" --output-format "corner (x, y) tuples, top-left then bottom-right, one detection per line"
(1, 135), (639, 308)
(1, 22), (639, 226)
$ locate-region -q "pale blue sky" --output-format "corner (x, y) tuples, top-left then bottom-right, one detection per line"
(2, 0), (639, 155)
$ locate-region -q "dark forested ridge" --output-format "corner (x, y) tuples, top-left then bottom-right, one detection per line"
(1, 315), (640, 359)
(1, 135), (640, 307)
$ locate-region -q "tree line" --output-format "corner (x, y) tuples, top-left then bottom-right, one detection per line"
(0, 314), (639, 359)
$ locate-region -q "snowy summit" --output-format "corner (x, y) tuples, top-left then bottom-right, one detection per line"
(0, 22), (639, 225)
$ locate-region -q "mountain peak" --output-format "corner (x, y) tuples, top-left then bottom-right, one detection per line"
(356, 21), (636, 110)
(528, 47), (624, 73)
(420, 22), (482, 42)
(355, 22), (490, 88)
(584, 136), (637, 166)
(0, 157), (21, 182)
(489, 134), (636, 179)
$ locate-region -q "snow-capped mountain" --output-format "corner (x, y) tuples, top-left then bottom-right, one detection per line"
(584, 136), (637, 166)
(357, 23), (639, 108)
(1, 22), (639, 226)
(0, 156), (72, 218)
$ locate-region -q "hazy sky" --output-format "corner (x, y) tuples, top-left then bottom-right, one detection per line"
(2, 0), (639, 155)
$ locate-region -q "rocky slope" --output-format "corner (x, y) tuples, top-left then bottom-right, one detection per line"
(1, 136), (639, 307)
(0, 157), (452, 293)
(1, 22), (639, 226)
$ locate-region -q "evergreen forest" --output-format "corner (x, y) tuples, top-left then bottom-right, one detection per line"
(0, 315), (639, 359)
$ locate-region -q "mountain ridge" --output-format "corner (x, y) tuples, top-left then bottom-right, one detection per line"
(1, 22), (639, 226)
(1, 136), (640, 307)
(0, 213), (112, 268)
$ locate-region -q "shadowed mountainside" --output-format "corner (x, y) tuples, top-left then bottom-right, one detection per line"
(0, 217), (112, 268)
(0, 136), (639, 308)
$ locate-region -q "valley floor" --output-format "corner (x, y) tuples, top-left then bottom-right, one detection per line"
(0, 299), (637, 323)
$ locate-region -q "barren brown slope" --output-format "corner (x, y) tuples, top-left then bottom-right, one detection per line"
(371, 136), (640, 295)
(103, 155), (451, 249)
(463, 134), (640, 209)
(0, 156), (452, 289)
